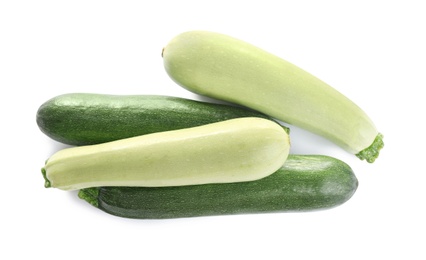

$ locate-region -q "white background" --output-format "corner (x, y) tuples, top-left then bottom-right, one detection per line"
(1, 0), (425, 259)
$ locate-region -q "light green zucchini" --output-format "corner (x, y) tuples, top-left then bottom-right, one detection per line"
(162, 30), (384, 162)
(78, 155), (358, 219)
(42, 117), (290, 191)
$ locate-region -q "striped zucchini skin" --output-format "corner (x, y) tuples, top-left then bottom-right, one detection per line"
(162, 31), (384, 162)
(78, 155), (358, 219)
(36, 93), (286, 146)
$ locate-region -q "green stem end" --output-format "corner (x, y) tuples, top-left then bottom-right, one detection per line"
(41, 167), (51, 188)
(356, 133), (384, 163)
(78, 188), (100, 207)
(281, 124), (290, 135)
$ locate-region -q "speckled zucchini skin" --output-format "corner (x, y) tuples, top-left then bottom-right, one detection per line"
(36, 93), (284, 146)
(79, 155), (358, 219)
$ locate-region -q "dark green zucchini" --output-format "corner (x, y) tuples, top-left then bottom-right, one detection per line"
(78, 155), (358, 219)
(36, 93), (287, 145)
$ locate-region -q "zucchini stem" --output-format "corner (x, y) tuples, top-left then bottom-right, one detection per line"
(78, 188), (100, 207)
(41, 167), (51, 188)
(356, 133), (384, 163)
(281, 125), (290, 135)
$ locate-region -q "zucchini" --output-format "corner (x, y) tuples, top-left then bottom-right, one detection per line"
(162, 30), (384, 163)
(78, 155), (358, 219)
(36, 93), (287, 146)
(42, 117), (290, 191)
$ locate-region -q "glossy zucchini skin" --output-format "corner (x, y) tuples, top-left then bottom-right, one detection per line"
(36, 93), (285, 146)
(78, 155), (358, 219)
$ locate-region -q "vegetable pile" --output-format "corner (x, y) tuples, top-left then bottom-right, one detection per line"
(37, 30), (383, 219)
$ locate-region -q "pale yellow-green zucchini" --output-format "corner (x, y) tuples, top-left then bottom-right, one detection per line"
(162, 31), (383, 162)
(41, 117), (290, 191)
